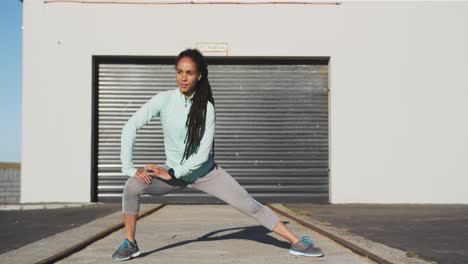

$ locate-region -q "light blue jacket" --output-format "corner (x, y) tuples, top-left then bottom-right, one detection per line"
(120, 87), (215, 183)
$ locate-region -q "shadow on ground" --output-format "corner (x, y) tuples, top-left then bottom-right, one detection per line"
(140, 222), (292, 258)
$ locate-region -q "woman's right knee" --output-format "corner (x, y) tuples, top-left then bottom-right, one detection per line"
(123, 177), (144, 197)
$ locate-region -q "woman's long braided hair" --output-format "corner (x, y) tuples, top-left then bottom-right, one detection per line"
(176, 49), (215, 164)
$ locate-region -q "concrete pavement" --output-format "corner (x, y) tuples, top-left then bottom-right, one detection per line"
(57, 204), (376, 264)
(0, 204), (377, 264)
(2, 203), (447, 264)
(0, 204), (161, 264)
(0, 203), (120, 254)
(284, 203), (468, 264)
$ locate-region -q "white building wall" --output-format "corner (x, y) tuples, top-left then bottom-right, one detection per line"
(22, 0), (468, 203)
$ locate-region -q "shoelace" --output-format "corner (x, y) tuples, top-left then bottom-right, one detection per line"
(300, 236), (315, 246)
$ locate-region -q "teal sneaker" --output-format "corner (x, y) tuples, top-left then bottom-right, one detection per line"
(289, 236), (324, 257)
(112, 239), (141, 261)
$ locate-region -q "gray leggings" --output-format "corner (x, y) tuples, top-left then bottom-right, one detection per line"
(122, 164), (280, 231)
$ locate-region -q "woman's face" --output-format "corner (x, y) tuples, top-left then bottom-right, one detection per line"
(176, 57), (202, 96)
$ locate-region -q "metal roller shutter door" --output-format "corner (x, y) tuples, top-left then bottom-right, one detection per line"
(93, 57), (329, 203)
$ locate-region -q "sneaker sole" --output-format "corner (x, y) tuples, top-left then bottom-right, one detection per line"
(289, 249), (324, 257)
(112, 250), (142, 261)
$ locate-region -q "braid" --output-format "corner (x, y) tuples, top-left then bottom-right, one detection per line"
(175, 49), (215, 164)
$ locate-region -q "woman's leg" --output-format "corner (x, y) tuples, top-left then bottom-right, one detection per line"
(122, 167), (187, 242)
(272, 221), (300, 244)
(189, 165), (300, 244)
(113, 172), (186, 261)
(123, 213), (138, 243)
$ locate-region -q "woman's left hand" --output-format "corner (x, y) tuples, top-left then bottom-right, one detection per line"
(144, 164), (172, 180)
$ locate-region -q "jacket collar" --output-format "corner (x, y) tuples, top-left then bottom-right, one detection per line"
(177, 88), (196, 102)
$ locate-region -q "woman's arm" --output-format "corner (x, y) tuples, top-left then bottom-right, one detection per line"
(171, 102), (215, 178)
(120, 92), (167, 177)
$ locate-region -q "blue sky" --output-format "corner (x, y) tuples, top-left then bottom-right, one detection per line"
(0, 1), (22, 163)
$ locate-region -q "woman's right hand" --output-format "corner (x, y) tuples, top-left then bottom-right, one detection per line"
(133, 169), (153, 184)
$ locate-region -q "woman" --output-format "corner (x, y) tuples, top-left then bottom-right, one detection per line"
(112, 49), (324, 261)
